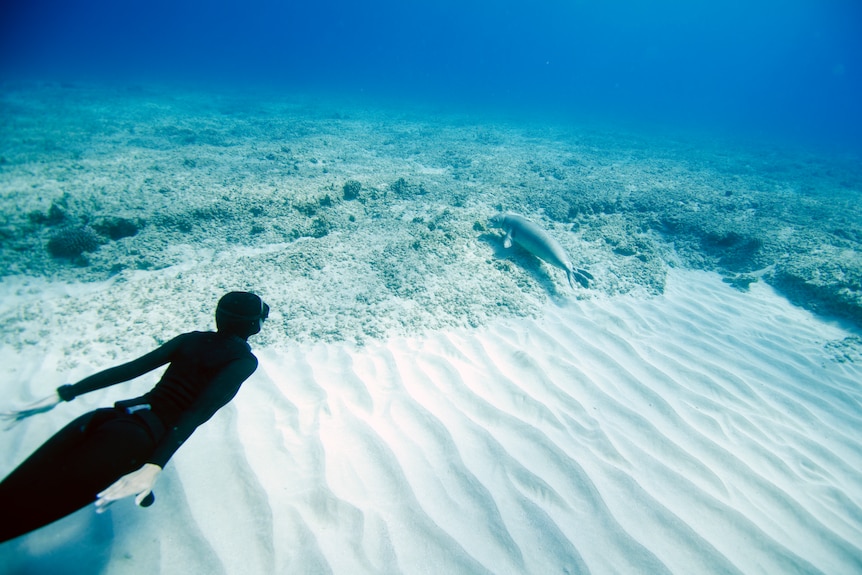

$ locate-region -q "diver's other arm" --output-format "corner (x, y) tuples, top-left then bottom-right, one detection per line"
(95, 463), (162, 512)
(0, 391), (63, 429)
(56, 335), (186, 401)
(1, 336), (184, 428)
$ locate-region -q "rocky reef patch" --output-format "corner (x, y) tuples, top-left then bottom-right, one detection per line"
(1, 83), (859, 343)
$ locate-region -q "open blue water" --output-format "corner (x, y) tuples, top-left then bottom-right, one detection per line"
(2, 0), (861, 150)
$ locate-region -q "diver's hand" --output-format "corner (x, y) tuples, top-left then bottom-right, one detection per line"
(0, 391), (62, 430)
(96, 463), (162, 513)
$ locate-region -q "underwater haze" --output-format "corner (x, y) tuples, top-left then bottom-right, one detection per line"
(2, 0), (862, 148)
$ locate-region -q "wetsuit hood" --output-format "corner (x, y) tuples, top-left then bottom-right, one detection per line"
(216, 291), (269, 339)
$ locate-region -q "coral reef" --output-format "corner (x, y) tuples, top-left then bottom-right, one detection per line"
(1, 84), (859, 336)
(342, 180), (361, 201)
(47, 226), (102, 259)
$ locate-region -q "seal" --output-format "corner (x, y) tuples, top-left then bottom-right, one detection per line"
(490, 212), (593, 289)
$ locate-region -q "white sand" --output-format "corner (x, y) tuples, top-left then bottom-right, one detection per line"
(2, 267), (860, 574)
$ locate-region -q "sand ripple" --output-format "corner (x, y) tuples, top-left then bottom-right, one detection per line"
(2, 270), (861, 574)
(188, 270), (861, 574)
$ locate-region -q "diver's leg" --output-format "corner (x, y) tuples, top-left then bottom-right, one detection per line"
(0, 410), (154, 543)
(0, 409), (112, 499)
(0, 410), (108, 542)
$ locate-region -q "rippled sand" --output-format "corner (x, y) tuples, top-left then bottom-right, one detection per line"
(3, 269), (860, 574)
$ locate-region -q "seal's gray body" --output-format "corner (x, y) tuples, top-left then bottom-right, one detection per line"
(490, 212), (592, 289)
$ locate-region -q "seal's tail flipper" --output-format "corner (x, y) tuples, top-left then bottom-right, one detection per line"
(569, 267), (591, 289)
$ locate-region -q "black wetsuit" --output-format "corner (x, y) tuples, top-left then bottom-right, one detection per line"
(0, 331), (258, 543)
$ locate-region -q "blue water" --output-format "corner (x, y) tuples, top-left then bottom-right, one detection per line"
(2, 0), (860, 149)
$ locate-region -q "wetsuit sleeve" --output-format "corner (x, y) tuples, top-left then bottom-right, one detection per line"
(57, 335), (186, 401)
(147, 355), (258, 468)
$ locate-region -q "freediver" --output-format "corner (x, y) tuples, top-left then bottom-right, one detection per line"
(0, 291), (270, 543)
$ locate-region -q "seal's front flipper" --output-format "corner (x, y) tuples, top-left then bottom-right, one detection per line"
(504, 230), (514, 249)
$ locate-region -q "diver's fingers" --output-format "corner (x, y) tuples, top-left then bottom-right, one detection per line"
(94, 496), (115, 514)
(0, 410), (39, 430)
(0, 393), (62, 428)
(96, 477), (133, 513)
(0, 413), (22, 431)
(0, 409), (44, 429)
(96, 480), (132, 513)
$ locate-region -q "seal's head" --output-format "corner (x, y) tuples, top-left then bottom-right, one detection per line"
(489, 213), (507, 229)
(216, 291), (270, 339)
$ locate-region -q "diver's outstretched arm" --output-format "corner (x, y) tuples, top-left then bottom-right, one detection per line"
(58, 336), (183, 401)
(0, 391), (62, 430)
(1, 337), (180, 429)
(2, 336), (183, 429)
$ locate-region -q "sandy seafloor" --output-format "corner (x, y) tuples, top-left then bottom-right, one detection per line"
(1, 83), (861, 574)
